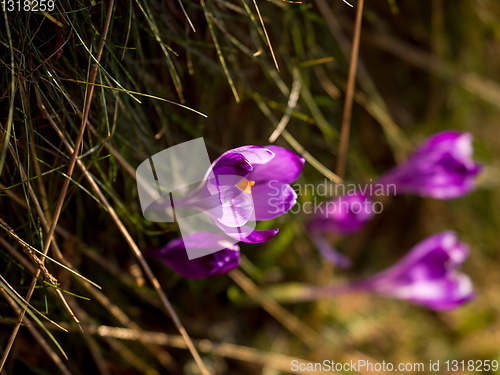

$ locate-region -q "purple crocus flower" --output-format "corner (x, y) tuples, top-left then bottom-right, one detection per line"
(147, 233), (240, 279)
(309, 193), (376, 235)
(351, 231), (474, 310)
(198, 145), (305, 244)
(377, 131), (482, 199)
(150, 145), (304, 278)
(284, 232), (473, 311)
(213, 145), (305, 220)
(307, 193), (375, 268)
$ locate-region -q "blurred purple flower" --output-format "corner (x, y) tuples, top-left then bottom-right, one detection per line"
(377, 131), (482, 199)
(352, 231), (474, 310)
(308, 131), (481, 267)
(309, 193), (375, 235)
(147, 233), (240, 279)
(150, 145), (304, 278)
(307, 193), (375, 268)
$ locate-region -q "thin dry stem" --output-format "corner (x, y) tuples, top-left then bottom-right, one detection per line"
(178, 0), (196, 32)
(335, 0), (364, 178)
(229, 269), (318, 348)
(0, 288), (73, 375)
(252, 0), (279, 71)
(106, 338), (161, 375)
(76, 325), (329, 375)
(315, 0), (409, 161)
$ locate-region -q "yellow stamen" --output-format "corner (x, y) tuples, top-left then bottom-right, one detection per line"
(236, 179), (255, 194)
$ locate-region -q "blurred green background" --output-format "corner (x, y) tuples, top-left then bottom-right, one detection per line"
(0, 0), (499, 374)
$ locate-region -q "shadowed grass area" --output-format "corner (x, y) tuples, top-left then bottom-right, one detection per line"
(1, 0), (499, 374)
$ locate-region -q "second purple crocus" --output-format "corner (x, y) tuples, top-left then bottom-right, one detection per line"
(350, 231), (475, 310)
(299, 232), (474, 311)
(377, 131), (482, 199)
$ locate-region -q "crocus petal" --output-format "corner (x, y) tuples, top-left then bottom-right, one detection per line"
(213, 152), (253, 177)
(356, 231), (474, 311)
(199, 152), (254, 201)
(147, 233), (240, 279)
(214, 222), (279, 243)
(373, 231), (469, 282)
(216, 186), (255, 228)
(227, 145), (275, 165)
(251, 182), (297, 221)
(243, 228), (280, 243)
(415, 131), (475, 167)
(377, 131), (482, 199)
(248, 145), (305, 184)
(387, 273), (474, 311)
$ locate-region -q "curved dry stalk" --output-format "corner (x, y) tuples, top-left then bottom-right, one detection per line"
(268, 68), (302, 143)
(281, 129), (343, 184)
(253, 94), (343, 183)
